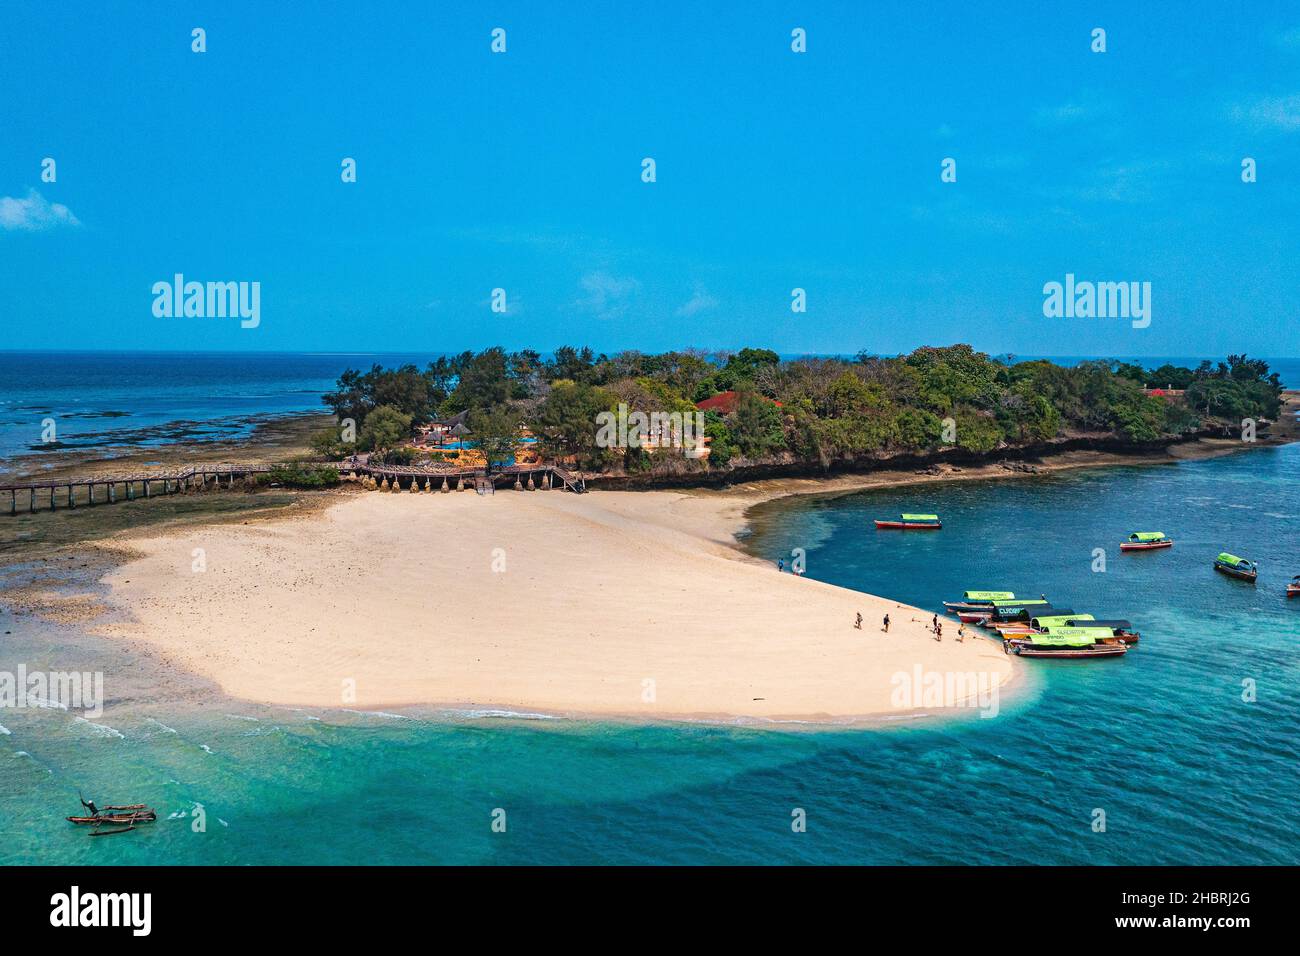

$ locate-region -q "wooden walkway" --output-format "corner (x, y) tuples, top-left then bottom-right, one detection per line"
(1, 461), (584, 515)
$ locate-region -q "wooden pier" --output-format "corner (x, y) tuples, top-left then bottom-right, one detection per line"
(2, 461), (584, 516)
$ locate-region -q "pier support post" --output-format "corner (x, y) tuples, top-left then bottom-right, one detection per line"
(410, 478), (419, 493)
(88, 484), (95, 506)
(49, 488), (56, 511)
(456, 477), (464, 492)
(144, 480), (151, 499)
(67, 485), (75, 508)
(514, 477), (523, 490)
(109, 483), (116, 503)
(126, 482), (134, 500)
(441, 477), (449, 493)
(8, 490), (14, 515)
(30, 489), (35, 511)
(526, 475), (535, 491)
(542, 473), (551, 490)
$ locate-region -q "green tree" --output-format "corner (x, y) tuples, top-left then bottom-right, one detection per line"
(729, 391), (786, 459)
(358, 404), (413, 452)
(470, 406), (522, 470)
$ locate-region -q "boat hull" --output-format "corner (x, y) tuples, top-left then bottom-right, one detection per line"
(1005, 641), (1128, 658)
(67, 811), (157, 825)
(1288, 586), (1300, 599)
(1121, 541), (1172, 551)
(1214, 563), (1257, 583)
(874, 520), (942, 530)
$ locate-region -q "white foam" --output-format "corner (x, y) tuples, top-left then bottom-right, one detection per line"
(445, 708), (561, 721)
(0, 723), (10, 736)
(74, 718), (124, 739)
(341, 709), (413, 720)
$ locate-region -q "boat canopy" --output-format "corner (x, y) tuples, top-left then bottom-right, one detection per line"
(1032, 614), (1095, 629)
(993, 605), (1070, 621)
(990, 598), (1049, 607)
(963, 590), (1014, 601)
(900, 514), (940, 521)
(1217, 553), (1252, 567)
(1027, 632), (1097, 647)
(1128, 532), (1167, 541)
(1065, 618), (1132, 629)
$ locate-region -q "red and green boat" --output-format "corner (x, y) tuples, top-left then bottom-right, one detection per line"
(874, 513), (942, 530)
(1121, 531), (1172, 552)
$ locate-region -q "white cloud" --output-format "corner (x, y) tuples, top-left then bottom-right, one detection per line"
(1033, 99), (1105, 127)
(676, 286), (718, 317)
(0, 189), (81, 231)
(575, 270), (640, 318)
(1232, 94), (1300, 131)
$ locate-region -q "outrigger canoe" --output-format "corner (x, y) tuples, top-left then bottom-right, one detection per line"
(66, 803), (157, 836)
(1214, 552), (1258, 583)
(1004, 629), (1128, 659)
(874, 513), (942, 530)
(1121, 531), (1172, 551)
(1289, 576), (1300, 599)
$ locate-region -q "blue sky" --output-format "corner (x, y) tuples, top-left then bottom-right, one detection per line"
(2, 1), (1297, 357)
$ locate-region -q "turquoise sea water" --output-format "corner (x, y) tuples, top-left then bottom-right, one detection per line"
(1, 446), (1298, 864)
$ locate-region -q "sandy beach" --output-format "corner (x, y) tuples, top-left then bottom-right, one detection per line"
(87, 486), (1015, 723)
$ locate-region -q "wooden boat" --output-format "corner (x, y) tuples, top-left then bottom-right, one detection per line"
(1214, 552), (1258, 583)
(997, 613), (1094, 637)
(1004, 629), (1128, 659)
(874, 513), (942, 530)
(1064, 618), (1140, 644)
(1288, 576), (1300, 599)
(1121, 531), (1172, 552)
(67, 810), (157, 826)
(981, 600), (1057, 628)
(67, 802), (157, 836)
(943, 590), (1015, 613)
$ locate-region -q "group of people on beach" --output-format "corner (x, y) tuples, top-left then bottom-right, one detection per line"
(779, 559), (968, 643)
(849, 609), (964, 642)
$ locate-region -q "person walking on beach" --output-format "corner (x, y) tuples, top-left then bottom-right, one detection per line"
(854, 612), (862, 630)
(932, 614), (939, 632)
(935, 620), (943, 642)
(777, 558), (784, 573)
(883, 614), (890, 633)
(957, 623), (966, 643)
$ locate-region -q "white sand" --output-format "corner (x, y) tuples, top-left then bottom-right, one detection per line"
(96, 488), (1015, 723)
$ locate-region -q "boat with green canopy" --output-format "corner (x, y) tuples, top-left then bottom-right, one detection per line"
(874, 513), (942, 530)
(942, 590), (1015, 613)
(958, 598), (1052, 624)
(980, 600), (1059, 627)
(1004, 628), (1128, 658)
(996, 613), (1095, 636)
(1121, 531), (1172, 552)
(1214, 552), (1258, 583)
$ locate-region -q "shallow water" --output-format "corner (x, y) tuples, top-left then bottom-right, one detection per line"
(1, 446), (1297, 864)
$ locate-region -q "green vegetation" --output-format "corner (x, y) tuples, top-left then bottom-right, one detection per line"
(260, 462), (342, 489)
(322, 346), (1284, 475)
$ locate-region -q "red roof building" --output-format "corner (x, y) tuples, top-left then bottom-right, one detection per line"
(695, 391), (782, 415)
